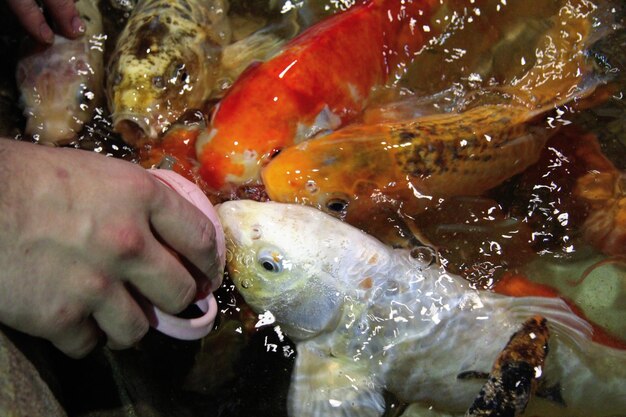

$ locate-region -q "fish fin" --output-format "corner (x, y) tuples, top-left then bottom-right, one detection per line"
(535, 381), (566, 406)
(466, 0), (618, 114)
(289, 341), (385, 417)
(456, 371), (490, 380)
(495, 273), (626, 349)
(505, 296), (593, 348)
(221, 10), (299, 80)
(221, 32), (286, 83)
(582, 0), (623, 48)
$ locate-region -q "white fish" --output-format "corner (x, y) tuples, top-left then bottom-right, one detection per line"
(15, 0), (105, 146)
(217, 200), (626, 417)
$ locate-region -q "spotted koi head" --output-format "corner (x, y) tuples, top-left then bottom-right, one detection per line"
(107, 0), (230, 144)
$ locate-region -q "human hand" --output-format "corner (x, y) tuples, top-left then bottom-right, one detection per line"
(5, 0), (85, 44)
(0, 139), (222, 357)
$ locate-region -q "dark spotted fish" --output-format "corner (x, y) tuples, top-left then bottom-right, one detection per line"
(107, 0), (293, 145)
(106, 0), (231, 144)
(461, 316), (550, 417)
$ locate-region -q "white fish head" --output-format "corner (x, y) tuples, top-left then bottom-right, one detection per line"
(216, 200), (371, 340)
(16, 37), (102, 145)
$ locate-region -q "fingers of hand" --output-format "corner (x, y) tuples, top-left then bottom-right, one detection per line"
(94, 221), (198, 315)
(47, 313), (101, 359)
(91, 282), (149, 350)
(128, 244), (199, 314)
(6, 0), (54, 43)
(149, 186), (222, 294)
(42, 272), (150, 355)
(44, 0), (84, 37)
(6, 0), (84, 44)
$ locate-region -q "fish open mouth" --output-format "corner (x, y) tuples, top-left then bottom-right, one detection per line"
(112, 113), (156, 145)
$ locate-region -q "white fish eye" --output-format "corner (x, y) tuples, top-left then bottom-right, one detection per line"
(257, 249), (283, 273)
(410, 245), (438, 266)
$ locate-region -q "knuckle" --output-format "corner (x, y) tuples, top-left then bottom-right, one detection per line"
(128, 171), (160, 201)
(49, 303), (87, 332)
(105, 224), (147, 260)
(20, 1), (43, 17)
(198, 220), (217, 251)
(56, 0), (74, 9)
(82, 273), (114, 301)
(127, 315), (150, 343)
(209, 252), (224, 289)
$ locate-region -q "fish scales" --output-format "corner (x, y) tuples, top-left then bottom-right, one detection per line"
(393, 105), (552, 196)
(217, 200), (626, 417)
(107, 0), (230, 142)
(262, 103), (553, 215)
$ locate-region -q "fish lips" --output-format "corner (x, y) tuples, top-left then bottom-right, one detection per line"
(111, 112), (165, 145)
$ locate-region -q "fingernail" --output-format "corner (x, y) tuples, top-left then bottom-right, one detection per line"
(39, 23), (54, 44)
(196, 280), (211, 300)
(72, 16), (86, 34)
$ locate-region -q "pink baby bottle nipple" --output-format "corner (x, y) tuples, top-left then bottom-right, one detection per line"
(145, 169), (226, 340)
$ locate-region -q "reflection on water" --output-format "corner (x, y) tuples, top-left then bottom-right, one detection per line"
(0, 0), (625, 416)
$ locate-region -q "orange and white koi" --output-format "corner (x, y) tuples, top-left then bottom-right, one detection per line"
(262, 103), (560, 215)
(195, 0), (447, 193)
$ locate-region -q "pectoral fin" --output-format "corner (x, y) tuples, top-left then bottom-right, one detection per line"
(289, 341), (385, 417)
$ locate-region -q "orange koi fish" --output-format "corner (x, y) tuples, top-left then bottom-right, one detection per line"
(262, 0), (607, 234)
(138, 124), (205, 187)
(262, 103), (559, 215)
(195, 0), (447, 193)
